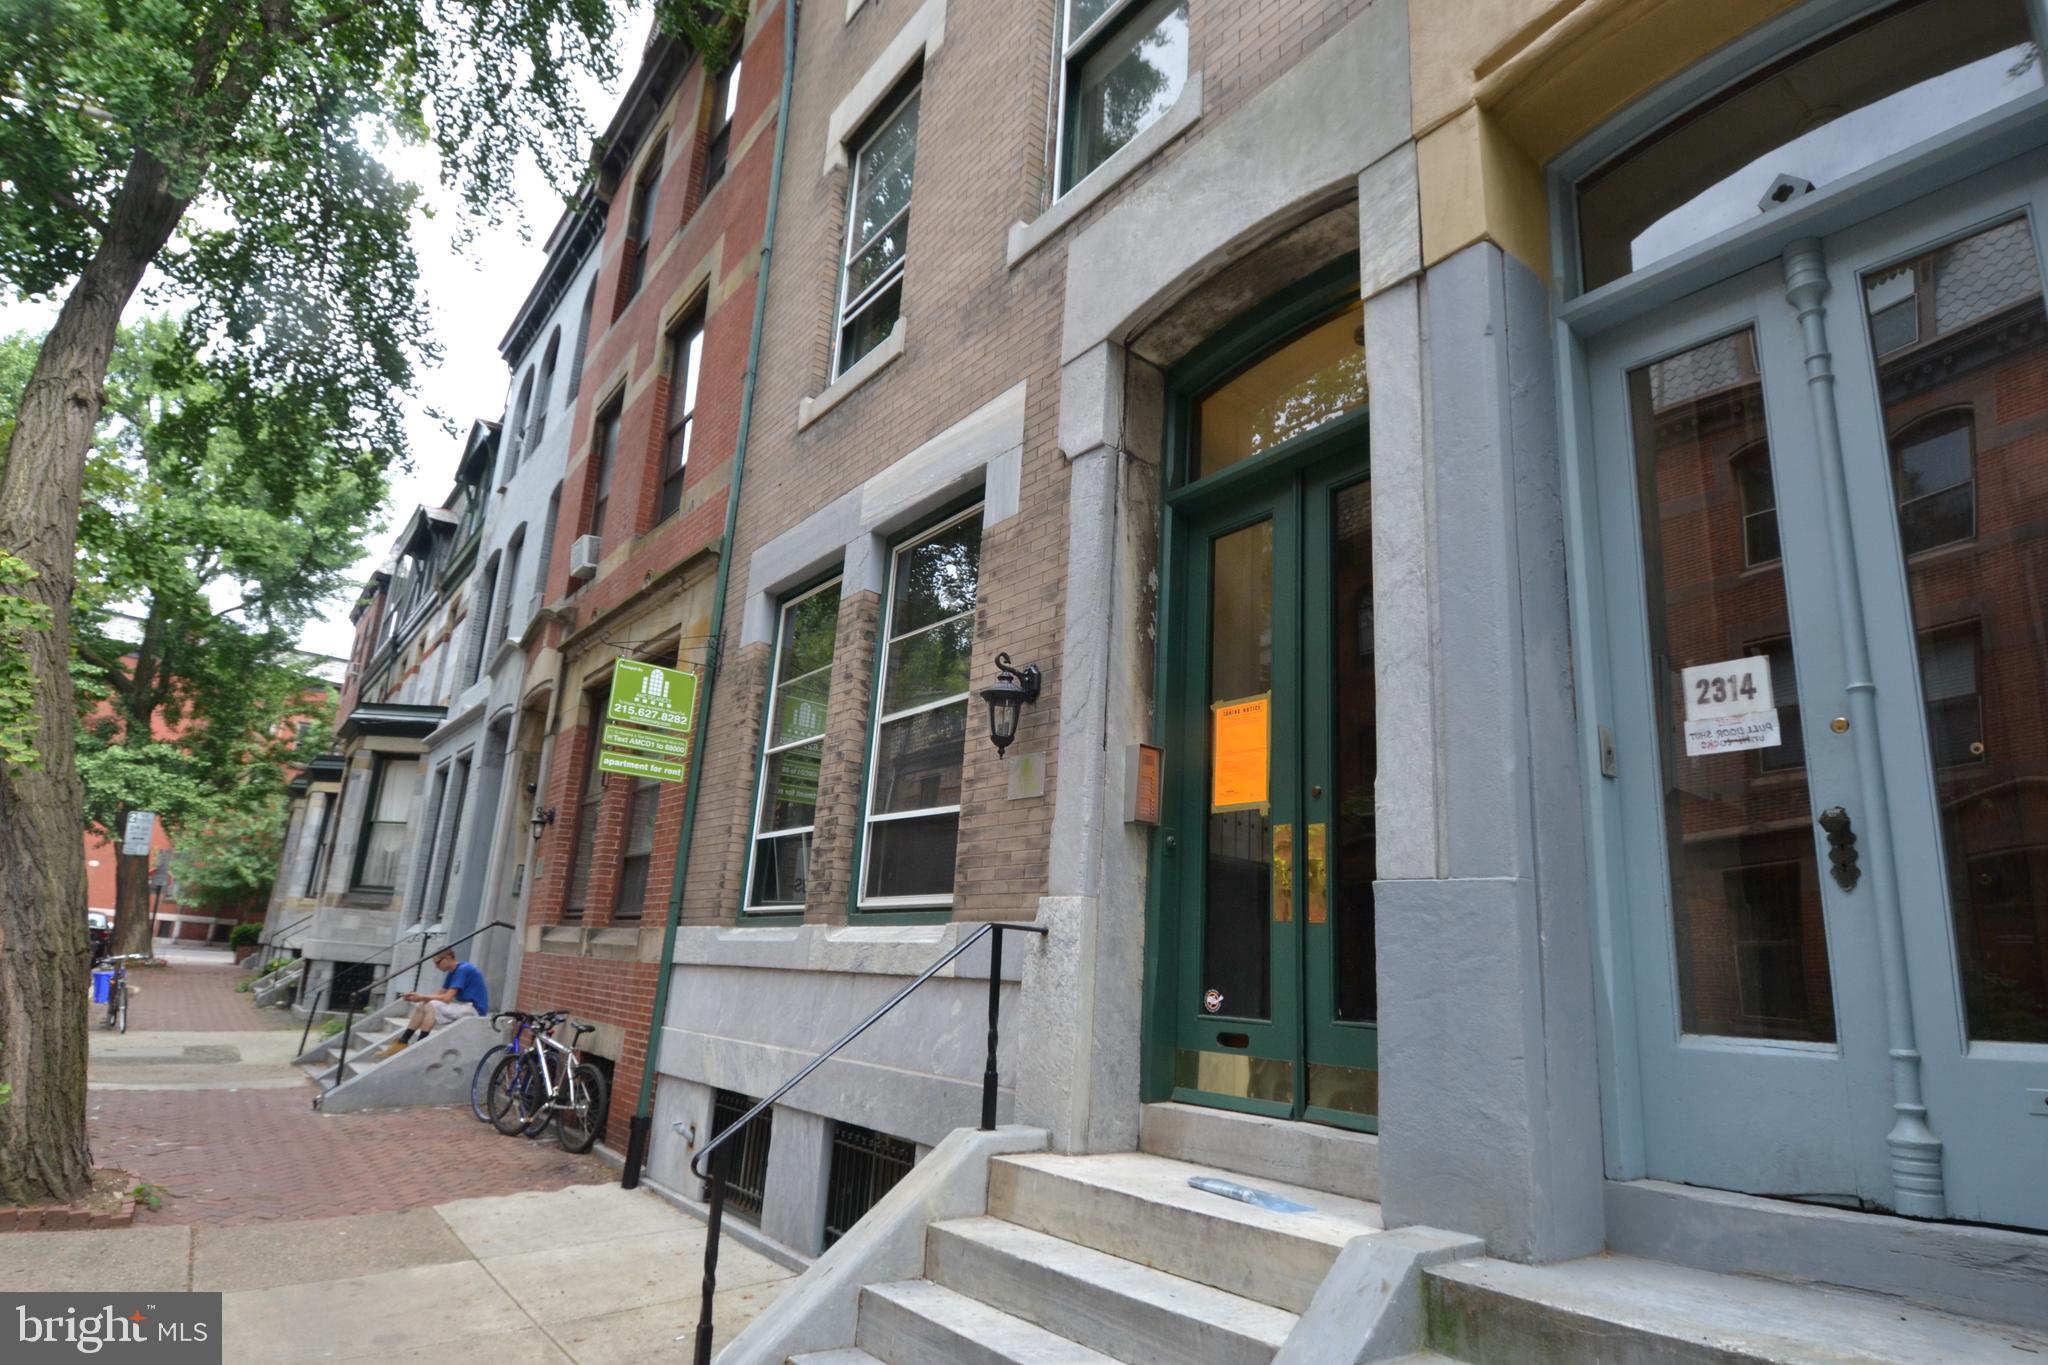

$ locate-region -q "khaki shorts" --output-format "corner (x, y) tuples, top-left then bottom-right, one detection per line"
(428, 1000), (479, 1027)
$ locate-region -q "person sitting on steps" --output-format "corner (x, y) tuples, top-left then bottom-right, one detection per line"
(380, 947), (489, 1057)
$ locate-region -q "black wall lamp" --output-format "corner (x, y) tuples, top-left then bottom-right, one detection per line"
(529, 806), (557, 840)
(979, 652), (1042, 756)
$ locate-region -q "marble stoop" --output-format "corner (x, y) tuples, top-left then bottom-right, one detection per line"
(790, 1150), (1384, 1365)
(1424, 1253), (2048, 1364)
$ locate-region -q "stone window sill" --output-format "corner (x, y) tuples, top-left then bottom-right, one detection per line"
(1006, 71), (1204, 270)
(797, 319), (907, 431)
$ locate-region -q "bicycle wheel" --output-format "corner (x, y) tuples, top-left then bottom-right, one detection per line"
(469, 1044), (509, 1123)
(556, 1062), (608, 1154)
(115, 981), (127, 1034)
(485, 1053), (536, 1135)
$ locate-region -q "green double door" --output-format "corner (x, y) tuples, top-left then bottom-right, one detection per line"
(1162, 443), (1379, 1130)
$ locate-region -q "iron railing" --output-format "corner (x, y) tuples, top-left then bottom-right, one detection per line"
(823, 1122), (916, 1249)
(680, 920), (1045, 1365)
(707, 1090), (773, 1224)
(257, 911), (317, 964)
(298, 920), (513, 1086)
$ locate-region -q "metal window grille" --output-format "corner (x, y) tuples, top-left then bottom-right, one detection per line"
(709, 1090), (772, 1224)
(823, 1123), (916, 1248)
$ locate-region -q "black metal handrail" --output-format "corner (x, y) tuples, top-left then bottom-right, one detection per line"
(297, 943), (396, 1059)
(257, 911), (317, 962)
(680, 920), (1045, 1365)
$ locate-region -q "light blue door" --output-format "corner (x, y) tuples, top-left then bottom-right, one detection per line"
(1592, 152), (2048, 1231)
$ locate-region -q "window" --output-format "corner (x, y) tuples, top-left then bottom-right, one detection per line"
(835, 82), (920, 377)
(352, 756), (419, 892)
(1575, 0), (2040, 289)
(567, 280), (597, 396)
(860, 509), (980, 908)
(824, 1123), (915, 1248)
(1058, 0), (1189, 194)
(505, 371), (534, 481)
(588, 403), (621, 540)
(1733, 446), (1780, 567)
(703, 52), (742, 192)
(1751, 638), (1806, 773)
(563, 698), (606, 921)
(1893, 414), (1975, 555)
(659, 312), (705, 523)
(1918, 624), (1983, 767)
(534, 485), (561, 610)
(613, 653), (676, 920)
(300, 792), (333, 897)
(491, 533), (524, 650)
(623, 145), (665, 303)
(431, 755), (472, 923)
(529, 330), (560, 454)
(1724, 861), (1814, 1026)
(746, 581), (841, 914)
(462, 554), (496, 688)
(709, 1089), (773, 1224)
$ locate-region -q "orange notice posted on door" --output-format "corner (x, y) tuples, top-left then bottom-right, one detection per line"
(1211, 694), (1270, 812)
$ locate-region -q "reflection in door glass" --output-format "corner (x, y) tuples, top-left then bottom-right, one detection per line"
(1629, 329), (1837, 1042)
(1861, 215), (2048, 1044)
(1204, 520), (1273, 1021)
(1331, 481), (1376, 1022)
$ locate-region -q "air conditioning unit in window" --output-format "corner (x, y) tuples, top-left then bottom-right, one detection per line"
(568, 534), (601, 583)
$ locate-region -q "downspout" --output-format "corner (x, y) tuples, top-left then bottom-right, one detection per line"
(622, 0), (799, 1188)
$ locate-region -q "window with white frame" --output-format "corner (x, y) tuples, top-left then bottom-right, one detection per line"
(745, 580), (842, 913)
(659, 310), (705, 523)
(834, 80), (920, 377)
(352, 755), (419, 893)
(1056, 0), (1189, 195)
(859, 508), (980, 908)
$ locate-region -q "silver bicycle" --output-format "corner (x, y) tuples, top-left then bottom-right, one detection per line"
(484, 1012), (608, 1153)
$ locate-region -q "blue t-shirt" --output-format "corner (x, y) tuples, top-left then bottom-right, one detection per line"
(443, 961), (489, 1016)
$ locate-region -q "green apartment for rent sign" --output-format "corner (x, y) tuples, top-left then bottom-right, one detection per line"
(600, 659), (698, 783)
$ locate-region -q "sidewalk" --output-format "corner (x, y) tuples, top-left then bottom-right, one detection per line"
(0, 1183), (795, 1363)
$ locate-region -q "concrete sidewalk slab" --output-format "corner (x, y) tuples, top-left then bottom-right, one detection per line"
(367, 1327), (575, 1364)
(540, 1282), (784, 1364)
(0, 1224), (192, 1291)
(221, 1259), (530, 1363)
(480, 1225), (786, 1325)
(436, 1180), (684, 1259)
(194, 1208), (471, 1292)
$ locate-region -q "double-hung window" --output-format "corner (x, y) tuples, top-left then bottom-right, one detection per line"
(623, 146), (665, 302)
(703, 53), (741, 193)
(659, 313), (705, 523)
(835, 82), (920, 377)
(588, 402), (621, 540)
(564, 691), (607, 921)
(859, 509), (980, 909)
(745, 581), (842, 913)
(352, 756), (418, 893)
(614, 652), (678, 920)
(1056, 0), (1189, 195)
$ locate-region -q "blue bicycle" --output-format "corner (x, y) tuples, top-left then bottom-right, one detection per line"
(472, 1010), (542, 1123)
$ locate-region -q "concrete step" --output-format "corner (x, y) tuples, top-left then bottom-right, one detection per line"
(1139, 1103), (1379, 1201)
(786, 1352), (884, 1365)
(856, 1281), (1116, 1365)
(1425, 1253), (2048, 1364)
(927, 1215), (1294, 1365)
(987, 1152), (1380, 1315)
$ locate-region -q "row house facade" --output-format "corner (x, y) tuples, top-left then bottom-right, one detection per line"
(262, 0), (2048, 1353)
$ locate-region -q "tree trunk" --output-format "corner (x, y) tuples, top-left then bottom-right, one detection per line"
(113, 845), (155, 959)
(0, 153), (188, 1207)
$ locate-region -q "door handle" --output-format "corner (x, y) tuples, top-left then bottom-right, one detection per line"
(1272, 823), (1293, 923)
(1817, 806), (1861, 892)
(1306, 822), (1328, 924)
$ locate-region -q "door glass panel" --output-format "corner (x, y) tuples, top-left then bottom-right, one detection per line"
(1577, 0), (2041, 290)
(1204, 520), (1273, 1021)
(1630, 328), (1838, 1042)
(1859, 214), (2048, 1044)
(1331, 480), (1376, 1022)
(1196, 302), (1368, 480)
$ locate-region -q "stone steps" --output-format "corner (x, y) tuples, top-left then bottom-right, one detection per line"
(1139, 1102), (1378, 1201)
(856, 1280), (1119, 1365)
(1424, 1252), (2048, 1364)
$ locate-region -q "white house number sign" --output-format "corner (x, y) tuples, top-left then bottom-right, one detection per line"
(1680, 656), (1781, 758)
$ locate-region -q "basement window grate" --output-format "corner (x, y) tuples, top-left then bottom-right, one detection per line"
(823, 1122), (916, 1248)
(709, 1089), (772, 1224)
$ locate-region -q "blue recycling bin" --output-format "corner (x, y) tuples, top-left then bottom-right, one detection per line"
(91, 969), (113, 1004)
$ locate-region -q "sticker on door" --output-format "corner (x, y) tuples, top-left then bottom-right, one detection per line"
(1680, 657), (1781, 757)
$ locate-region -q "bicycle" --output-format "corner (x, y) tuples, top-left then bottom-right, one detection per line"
(485, 1012), (607, 1153)
(97, 954), (148, 1033)
(472, 1010), (541, 1123)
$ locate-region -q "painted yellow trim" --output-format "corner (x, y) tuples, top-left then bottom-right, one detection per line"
(1416, 106), (1548, 273)
(1475, 0), (1804, 164)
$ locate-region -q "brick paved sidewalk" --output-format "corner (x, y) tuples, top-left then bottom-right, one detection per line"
(116, 960), (297, 1032)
